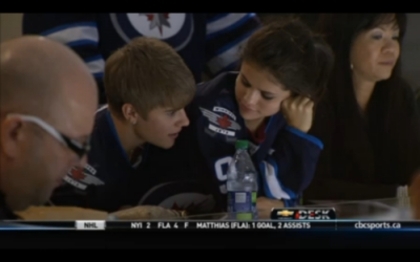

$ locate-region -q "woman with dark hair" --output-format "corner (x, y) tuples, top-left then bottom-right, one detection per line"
(305, 13), (420, 202)
(153, 19), (334, 217)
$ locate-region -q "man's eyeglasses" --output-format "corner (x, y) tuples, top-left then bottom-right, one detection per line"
(6, 114), (90, 159)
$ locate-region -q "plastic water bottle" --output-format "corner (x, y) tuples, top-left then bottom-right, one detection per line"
(227, 140), (258, 220)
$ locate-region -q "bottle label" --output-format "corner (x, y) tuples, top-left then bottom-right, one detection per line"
(227, 191), (257, 220)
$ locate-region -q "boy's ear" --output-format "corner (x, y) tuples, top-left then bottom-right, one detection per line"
(121, 103), (139, 125)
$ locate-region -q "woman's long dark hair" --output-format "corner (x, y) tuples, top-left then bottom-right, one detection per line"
(316, 13), (420, 184)
(241, 18), (334, 104)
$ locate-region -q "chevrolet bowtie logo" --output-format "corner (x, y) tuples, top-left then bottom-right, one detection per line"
(277, 210), (294, 216)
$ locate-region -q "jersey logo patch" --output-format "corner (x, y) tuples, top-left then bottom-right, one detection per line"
(200, 107), (241, 137)
(142, 13), (170, 35)
(110, 13), (194, 51)
(63, 165), (105, 190)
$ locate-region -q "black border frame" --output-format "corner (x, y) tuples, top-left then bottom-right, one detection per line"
(3, 5), (418, 250)
(1, 230), (420, 249)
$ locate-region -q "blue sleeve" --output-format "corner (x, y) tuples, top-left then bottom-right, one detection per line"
(204, 13), (261, 77)
(258, 126), (323, 207)
(48, 165), (95, 208)
(22, 13), (106, 103)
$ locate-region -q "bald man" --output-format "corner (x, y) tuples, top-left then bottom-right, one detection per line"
(0, 36), (98, 219)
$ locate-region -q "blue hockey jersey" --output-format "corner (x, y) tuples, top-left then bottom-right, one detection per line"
(22, 13), (261, 103)
(50, 106), (219, 214)
(162, 72), (324, 208)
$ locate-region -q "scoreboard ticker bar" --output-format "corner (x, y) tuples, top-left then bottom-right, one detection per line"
(0, 208), (417, 231)
(0, 220), (419, 231)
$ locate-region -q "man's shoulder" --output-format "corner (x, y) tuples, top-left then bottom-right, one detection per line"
(64, 141), (130, 190)
(61, 106), (127, 191)
(94, 105), (110, 127)
(89, 106), (123, 162)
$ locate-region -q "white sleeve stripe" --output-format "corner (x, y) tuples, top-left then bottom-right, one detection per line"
(262, 161), (291, 200)
(44, 26), (99, 45)
(96, 104), (108, 113)
(206, 13), (250, 35)
(206, 31), (253, 74)
(86, 59), (105, 74)
(206, 14), (255, 40)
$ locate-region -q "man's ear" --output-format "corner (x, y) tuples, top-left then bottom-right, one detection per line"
(0, 117), (23, 158)
(121, 103), (140, 125)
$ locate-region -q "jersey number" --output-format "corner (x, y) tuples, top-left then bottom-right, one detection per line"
(214, 156), (233, 182)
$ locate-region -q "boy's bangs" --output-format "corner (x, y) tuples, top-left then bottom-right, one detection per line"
(158, 85), (196, 111)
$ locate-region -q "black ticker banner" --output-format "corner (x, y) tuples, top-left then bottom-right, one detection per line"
(0, 208), (417, 231)
(0, 220), (418, 231)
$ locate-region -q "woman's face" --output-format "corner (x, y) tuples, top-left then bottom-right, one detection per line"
(350, 20), (400, 83)
(235, 61), (292, 123)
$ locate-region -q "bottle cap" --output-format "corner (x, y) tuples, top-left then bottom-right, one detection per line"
(235, 140), (248, 149)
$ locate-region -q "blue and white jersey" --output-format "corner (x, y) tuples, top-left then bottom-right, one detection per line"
(50, 106), (218, 214)
(158, 72), (324, 208)
(23, 13), (261, 103)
